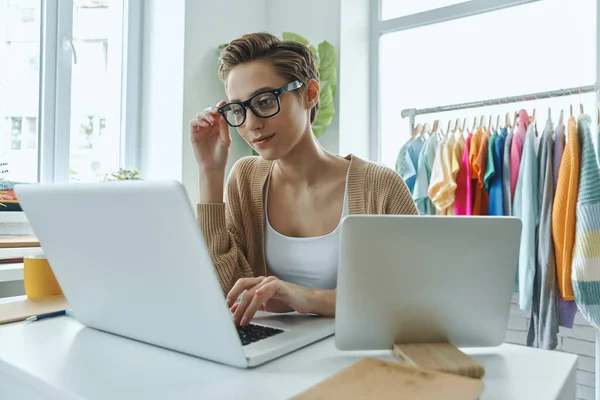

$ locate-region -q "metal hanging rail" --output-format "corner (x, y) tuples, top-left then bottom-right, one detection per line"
(400, 84), (597, 119)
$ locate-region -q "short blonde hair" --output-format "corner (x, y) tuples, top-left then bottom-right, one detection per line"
(218, 32), (320, 124)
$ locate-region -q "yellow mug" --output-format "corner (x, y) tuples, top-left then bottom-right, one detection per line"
(23, 256), (63, 299)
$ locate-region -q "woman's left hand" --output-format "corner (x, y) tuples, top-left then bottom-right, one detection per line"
(226, 276), (315, 326)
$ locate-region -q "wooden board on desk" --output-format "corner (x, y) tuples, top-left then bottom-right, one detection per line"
(292, 357), (483, 400)
(0, 295), (69, 325)
(393, 342), (485, 379)
(0, 235), (40, 249)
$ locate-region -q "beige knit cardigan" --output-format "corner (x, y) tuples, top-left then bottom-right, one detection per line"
(197, 154), (418, 294)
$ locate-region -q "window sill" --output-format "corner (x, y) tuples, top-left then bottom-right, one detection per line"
(0, 263), (24, 283)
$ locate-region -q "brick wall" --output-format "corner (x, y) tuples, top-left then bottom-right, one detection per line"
(506, 294), (596, 400)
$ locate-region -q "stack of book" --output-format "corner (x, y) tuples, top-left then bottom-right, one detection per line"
(0, 236), (43, 264)
(0, 180), (30, 212)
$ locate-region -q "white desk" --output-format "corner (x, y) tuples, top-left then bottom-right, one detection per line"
(0, 316), (577, 400)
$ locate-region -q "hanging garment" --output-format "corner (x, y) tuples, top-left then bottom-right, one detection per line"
(510, 110), (530, 205)
(448, 133), (466, 215)
(571, 115), (600, 329)
(442, 135), (458, 215)
(526, 119), (558, 350)
(514, 121), (539, 311)
(503, 129), (514, 216)
(552, 116), (580, 302)
(413, 134), (440, 215)
(429, 135), (447, 214)
(472, 129), (490, 215)
(488, 128), (506, 216)
(553, 123), (566, 196)
(484, 130), (498, 192)
(551, 122), (576, 327)
(455, 132), (473, 215)
(430, 136), (457, 214)
(395, 137), (424, 194)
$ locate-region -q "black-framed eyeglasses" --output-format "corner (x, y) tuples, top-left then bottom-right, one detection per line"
(218, 81), (304, 127)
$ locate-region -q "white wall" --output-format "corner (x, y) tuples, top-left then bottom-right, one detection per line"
(140, 0), (186, 182)
(265, 0), (341, 156)
(338, 0), (370, 160)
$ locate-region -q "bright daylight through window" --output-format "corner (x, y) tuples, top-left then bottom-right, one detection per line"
(0, 0), (127, 184)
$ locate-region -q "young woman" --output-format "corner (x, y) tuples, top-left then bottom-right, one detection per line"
(190, 32), (417, 327)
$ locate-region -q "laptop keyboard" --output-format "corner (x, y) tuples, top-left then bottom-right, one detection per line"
(237, 323), (284, 346)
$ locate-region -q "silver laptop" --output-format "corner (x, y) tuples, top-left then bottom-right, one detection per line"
(15, 180), (334, 368)
(335, 214), (522, 350)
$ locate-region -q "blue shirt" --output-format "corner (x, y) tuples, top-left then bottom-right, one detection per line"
(413, 135), (440, 215)
(395, 137), (424, 194)
(488, 128), (506, 215)
(513, 122), (540, 311)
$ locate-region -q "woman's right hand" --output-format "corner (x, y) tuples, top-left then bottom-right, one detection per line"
(190, 101), (231, 173)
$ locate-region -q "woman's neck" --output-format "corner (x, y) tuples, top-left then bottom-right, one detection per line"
(273, 131), (338, 186)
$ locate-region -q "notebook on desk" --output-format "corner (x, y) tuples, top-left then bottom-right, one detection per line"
(292, 357), (484, 400)
(0, 295), (69, 325)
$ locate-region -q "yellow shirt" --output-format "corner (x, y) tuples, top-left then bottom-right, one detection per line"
(552, 116), (580, 300)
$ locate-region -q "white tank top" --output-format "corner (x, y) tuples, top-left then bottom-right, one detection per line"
(264, 171), (349, 290)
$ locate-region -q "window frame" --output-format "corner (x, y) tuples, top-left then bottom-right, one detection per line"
(369, 0), (546, 162)
(38, 0), (143, 183)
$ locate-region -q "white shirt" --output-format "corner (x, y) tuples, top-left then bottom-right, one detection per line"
(264, 171), (349, 290)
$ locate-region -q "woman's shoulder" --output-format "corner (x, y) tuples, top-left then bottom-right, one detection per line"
(349, 155), (405, 185)
(229, 156), (272, 180)
(348, 154), (417, 214)
(226, 156), (273, 199)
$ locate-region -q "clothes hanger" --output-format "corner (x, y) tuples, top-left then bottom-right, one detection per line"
(472, 116), (477, 132)
(547, 107), (552, 122)
(579, 88), (584, 115)
(512, 111), (518, 130)
(432, 120), (439, 134)
(505, 112), (511, 129)
(495, 115), (500, 131)
(488, 115), (493, 132)
(479, 115), (485, 129)
(410, 124), (419, 138)
(559, 109), (564, 126)
(569, 89), (574, 118)
(411, 123), (423, 138)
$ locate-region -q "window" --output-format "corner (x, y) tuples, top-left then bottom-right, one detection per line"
(381, 0), (470, 20)
(0, 0), (141, 184)
(0, 0), (40, 182)
(69, 0), (124, 182)
(375, 0), (598, 167)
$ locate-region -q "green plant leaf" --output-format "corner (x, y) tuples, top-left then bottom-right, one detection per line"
(318, 41), (337, 96)
(313, 85), (335, 137)
(282, 32), (310, 46)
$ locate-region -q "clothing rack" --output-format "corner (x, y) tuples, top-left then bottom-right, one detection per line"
(400, 83), (600, 399)
(400, 84), (598, 131)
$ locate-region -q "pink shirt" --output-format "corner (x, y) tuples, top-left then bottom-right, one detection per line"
(510, 109), (530, 201)
(455, 132), (473, 215)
